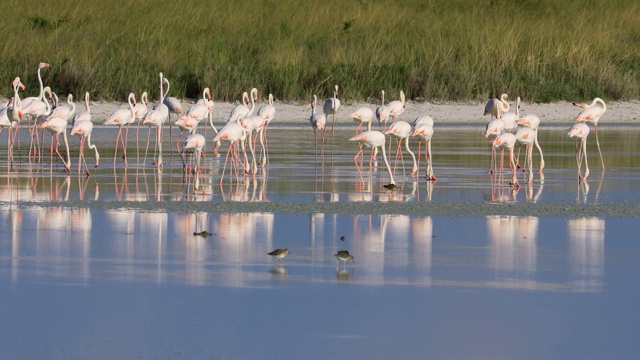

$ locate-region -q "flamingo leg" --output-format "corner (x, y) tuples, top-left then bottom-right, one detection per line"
(594, 125), (605, 173)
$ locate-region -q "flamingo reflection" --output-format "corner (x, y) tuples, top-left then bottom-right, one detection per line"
(486, 215), (538, 289)
(567, 217), (605, 291)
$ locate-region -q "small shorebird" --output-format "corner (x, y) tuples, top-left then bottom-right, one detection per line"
(268, 248), (289, 265)
(334, 250), (355, 268)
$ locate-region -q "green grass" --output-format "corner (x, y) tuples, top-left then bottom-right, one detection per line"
(3, 0), (639, 103)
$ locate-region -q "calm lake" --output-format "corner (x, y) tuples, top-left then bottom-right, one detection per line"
(1, 124), (639, 359)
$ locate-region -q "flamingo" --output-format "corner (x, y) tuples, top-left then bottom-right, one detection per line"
(310, 95), (327, 163)
(349, 130), (397, 189)
(21, 62), (51, 135)
(573, 97), (606, 172)
(484, 93), (509, 120)
(0, 98), (17, 163)
(323, 84), (341, 134)
(132, 91), (149, 161)
(50, 94), (76, 121)
(7, 77), (26, 158)
(514, 126), (536, 185)
(491, 132), (519, 188)
(142, 77), (170, 169)
(39, 116), (71, 172)
(104, 93), (136, 166)
(384, 120), (417, 177)
(500, 96), (519, 133)
(70, 118), (100, 176)
(484, 118), (505, 175)
(181, 134), (205, 191)
(517, 113), (545, 181)
(257, 93), (275, 163)
(412, 122), (435, 181)
(226, 91), (251, 123)
(161, 75), (184, 145)
(348, 106), (374, 134)
(21, 62), (50, 105)
(376, 89), (390, 130)
(22, 86), (52, 161)
(387, 90), (406, 123)
(567, 122), (591, 181)
(240, 114), (266, 175)
(213, 122), (247, 185)
(257, 93), (276, 126)
(72, 92), (91, 125)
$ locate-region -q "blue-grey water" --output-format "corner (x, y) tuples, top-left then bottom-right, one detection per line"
(1, 124), (639, 359)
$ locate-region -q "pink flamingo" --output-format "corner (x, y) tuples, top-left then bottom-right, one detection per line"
(499, 96), (519, 133)
(240, 115), (266, 175)
(0, 98), (17, 163)
(484, 93), (509, 120)
(514, 126), (536, 185)
(349, 130), (397, 189)
(226, 91), (251, 123)
(133, 91), (148, 160)
(491, 132), (519, 188)
(7, 77), (26, 160)
(412, 122), (435, 181)
(181, 134), (206, 192)
(323, 84), (341, 134)
(70, 118), (100, 176)
(213, 122), (247, 185)
(376, 89), (390, 130)
(384, 120), (417, 177)
(72, 92), (91, 125)
(39, 116), (71, 172)
(257, 93), (275, 162)
(567, 122), (590, 181)
(573, 97), (606, 172)
(161, 75), (183, 145)
(310, 95), (327, 163)
(517, 113), (545, 181)
(348, 106), (374, 134)
(50, 94), (76, 121)
(387, 90), (406, 123)
(104, 93), (136, 166)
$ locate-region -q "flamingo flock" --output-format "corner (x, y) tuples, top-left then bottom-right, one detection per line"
(2, 64), (609, 192)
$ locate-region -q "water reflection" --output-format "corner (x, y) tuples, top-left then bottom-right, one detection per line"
(486, 215), (538, 289)
(0, 206), (619, 293)
(567, 217), (605, 291)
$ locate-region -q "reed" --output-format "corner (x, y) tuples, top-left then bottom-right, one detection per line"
(2, 0), (638, 103)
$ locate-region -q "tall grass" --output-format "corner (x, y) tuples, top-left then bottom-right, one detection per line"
(2, 0), (639, 103)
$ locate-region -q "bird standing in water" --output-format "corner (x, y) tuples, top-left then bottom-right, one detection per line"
(268, 248), (290, 265)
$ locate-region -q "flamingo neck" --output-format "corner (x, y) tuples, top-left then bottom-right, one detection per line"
(380, 142), (395, 185)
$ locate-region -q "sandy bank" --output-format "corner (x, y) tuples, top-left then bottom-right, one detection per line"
(6, 97), (639, 126)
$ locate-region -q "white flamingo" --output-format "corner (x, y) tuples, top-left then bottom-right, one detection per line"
(567, 122), (591, 181)
(71, 118), (100, 176)
(310, 95), (327, 163)
(385, 120), (417, 177)
(387, 90), (406, 123)
(376, 89), (390, 130)
(104, 93), (136, 166)
(323, 84), (341, 134)
(573, 97), (606, 172)
(349, 130), (397, 189)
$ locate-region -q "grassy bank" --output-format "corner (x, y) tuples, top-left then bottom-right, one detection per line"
(3, 0), (639, 103)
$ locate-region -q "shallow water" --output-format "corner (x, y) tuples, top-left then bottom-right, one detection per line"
(1, 125), (639, 359)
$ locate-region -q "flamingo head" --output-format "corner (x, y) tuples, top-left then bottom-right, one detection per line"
(39, 62), (51, 69)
